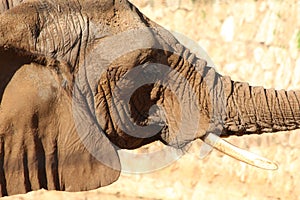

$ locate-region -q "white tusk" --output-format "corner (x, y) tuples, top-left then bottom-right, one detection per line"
(202, 133), (278, 170)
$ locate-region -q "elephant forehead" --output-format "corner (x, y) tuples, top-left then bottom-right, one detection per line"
(79, 30), (156, 98)
(89, 27), (157, 62)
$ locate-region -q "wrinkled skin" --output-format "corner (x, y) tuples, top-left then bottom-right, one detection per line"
(0, 0), (23, 12)
(0, 0), (299, 197)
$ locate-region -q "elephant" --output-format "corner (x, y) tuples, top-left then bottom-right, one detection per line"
(0, 0), (299, 197)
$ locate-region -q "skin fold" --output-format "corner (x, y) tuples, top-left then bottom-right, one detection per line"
(0, 0), (299, 196)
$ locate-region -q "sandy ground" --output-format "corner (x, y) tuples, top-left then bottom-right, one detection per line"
(2, 0), (300, 199)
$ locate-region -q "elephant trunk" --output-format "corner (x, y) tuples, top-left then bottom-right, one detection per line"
(221, 76), (300, 137)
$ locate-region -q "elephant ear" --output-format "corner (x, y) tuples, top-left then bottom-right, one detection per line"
(0, 49), (120, 196)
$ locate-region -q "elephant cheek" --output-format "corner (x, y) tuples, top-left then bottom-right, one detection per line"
(94, 85), (147, 149)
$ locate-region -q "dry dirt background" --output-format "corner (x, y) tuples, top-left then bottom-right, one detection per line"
(3, 0), (300, 199)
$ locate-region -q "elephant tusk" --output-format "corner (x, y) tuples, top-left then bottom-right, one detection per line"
(202, 133), (278, 170)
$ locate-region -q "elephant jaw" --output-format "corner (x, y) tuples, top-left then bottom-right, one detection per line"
(202, 133), (278, 170)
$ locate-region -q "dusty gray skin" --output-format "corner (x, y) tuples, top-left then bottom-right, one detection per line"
(0, 0), (299, 196)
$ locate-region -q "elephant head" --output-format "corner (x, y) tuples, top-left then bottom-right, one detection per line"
(0, 0), (299, 197)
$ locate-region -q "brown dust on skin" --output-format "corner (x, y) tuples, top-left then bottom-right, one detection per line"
(0, 0), (299, 198)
